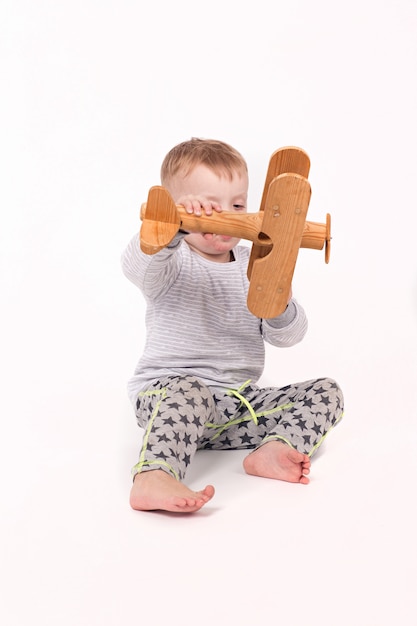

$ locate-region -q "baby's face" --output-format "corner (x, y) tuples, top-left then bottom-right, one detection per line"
(167, 164), (249, 262)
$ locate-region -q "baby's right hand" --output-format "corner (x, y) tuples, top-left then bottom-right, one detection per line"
(177, 195), (222, 217)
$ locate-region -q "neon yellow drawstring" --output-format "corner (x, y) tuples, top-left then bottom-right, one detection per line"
(226, 380), (259, 425)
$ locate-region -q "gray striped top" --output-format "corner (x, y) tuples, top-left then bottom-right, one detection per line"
(121, 233), (308, 406)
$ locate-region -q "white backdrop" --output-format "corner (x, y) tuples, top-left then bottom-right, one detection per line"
(1, 1), (417, 625)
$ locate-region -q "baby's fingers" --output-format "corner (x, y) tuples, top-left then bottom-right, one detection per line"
(179, 196), (222, 216)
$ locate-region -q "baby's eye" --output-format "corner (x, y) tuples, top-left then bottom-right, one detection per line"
(233, 204), (246, 211)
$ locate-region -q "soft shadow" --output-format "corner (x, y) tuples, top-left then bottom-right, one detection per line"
(130, 505), (222, 519)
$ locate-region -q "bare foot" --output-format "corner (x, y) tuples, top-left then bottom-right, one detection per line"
(243, 441), (311, 484)
(130, 469), (215, 513)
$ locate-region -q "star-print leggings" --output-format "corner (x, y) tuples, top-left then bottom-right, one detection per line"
(132, 375), (344, 480)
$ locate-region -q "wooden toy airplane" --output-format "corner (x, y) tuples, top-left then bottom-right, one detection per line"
(139, 146), (331, 319)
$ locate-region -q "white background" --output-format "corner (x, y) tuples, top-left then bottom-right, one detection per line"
(1, 1), (417, 624)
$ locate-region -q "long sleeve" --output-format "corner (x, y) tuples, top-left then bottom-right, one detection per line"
(121, 232), (185, 300)
(261, 299), (308, 348)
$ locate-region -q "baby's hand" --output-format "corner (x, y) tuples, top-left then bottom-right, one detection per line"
(177, 195), (222, 217)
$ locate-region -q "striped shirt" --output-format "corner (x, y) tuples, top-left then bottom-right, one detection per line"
(121, 233), (308, 406)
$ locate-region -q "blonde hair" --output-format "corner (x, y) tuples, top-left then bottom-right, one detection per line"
(160, 137), (248, 185)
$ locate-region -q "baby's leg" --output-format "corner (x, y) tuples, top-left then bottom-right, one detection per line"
(203, 378), (343, 484)
(262, 377), (344, 456)
(242, 377), (343, 482)
(130, 469), (214, 513)
(243, 441), (310, 484)
(131, 375), (216, 512)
